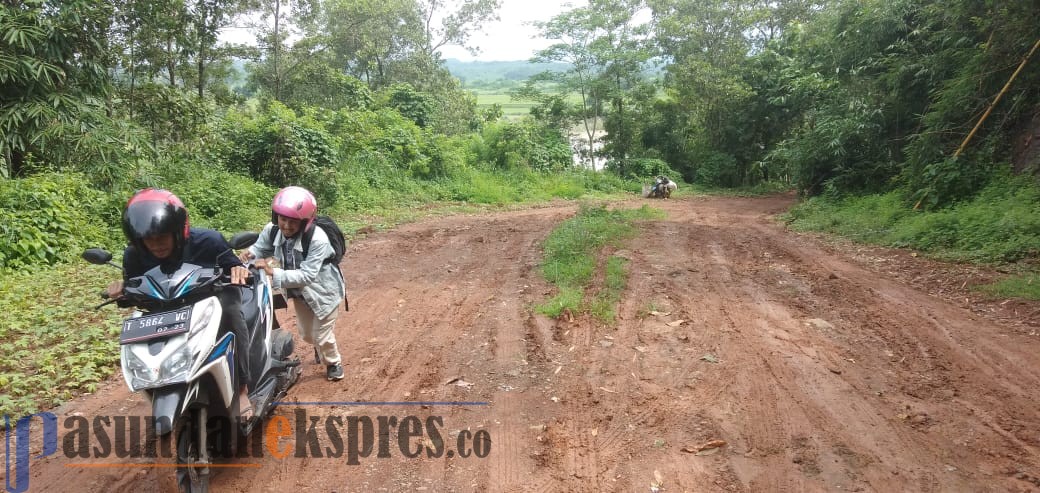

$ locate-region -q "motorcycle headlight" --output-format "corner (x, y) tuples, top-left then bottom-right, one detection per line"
(123, 346), (156, 391)
(162, 343), (193, 376)
(124, 343), (192, 391)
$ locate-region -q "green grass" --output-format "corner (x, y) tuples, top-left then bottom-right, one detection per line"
(474, 91), (536, 120)
(474, 90), (585, 121)
(783, 175), (1040, 300)
(587, 256), (629, 323)
(536, 204), (664, 321)
(976, 273), (1040, 300)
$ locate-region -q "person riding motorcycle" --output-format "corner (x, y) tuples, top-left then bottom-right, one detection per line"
(651, 175), (676, 198)
(239, 186), (346, 381)
(105, 188), (257, 418)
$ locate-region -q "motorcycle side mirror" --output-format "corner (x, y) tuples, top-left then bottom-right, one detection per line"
(229, 232), (259, 250)
(82, 248), (112, 264)
(83, 248), (122, 270)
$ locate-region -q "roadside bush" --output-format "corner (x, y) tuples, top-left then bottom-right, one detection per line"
(477, 121), (572, 172)
(156, 160), (275, 234)
(694, 150), (741, 187)
(786, 174), (1040, 263)
(130, 82), (212, 143)
(216, 102), (339, 206)
(32, 109), (158, 191)
(383, 83), (436, 128)
(607, 157), (678, 180)
(0, 173), (121, 270)
(283, 63), (372, 112)
(329, 108), (427, 173)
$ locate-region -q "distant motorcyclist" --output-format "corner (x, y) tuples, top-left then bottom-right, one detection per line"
(106, 188), (256, 418)
(651, 175), (676, 198)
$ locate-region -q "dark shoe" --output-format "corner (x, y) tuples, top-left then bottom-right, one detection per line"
(326, 364), (344, 381)
(314, 347), (321, 364)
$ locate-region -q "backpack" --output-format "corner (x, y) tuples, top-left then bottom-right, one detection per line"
(268, 215), (350, 310)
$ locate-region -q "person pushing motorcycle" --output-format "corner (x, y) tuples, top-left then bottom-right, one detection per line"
(106, 188), (257, 419)
(239, 186), (346, 381)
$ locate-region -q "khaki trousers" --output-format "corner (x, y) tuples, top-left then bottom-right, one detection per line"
(292, 299), (342, 365)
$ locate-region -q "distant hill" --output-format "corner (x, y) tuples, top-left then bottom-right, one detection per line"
(444, 59), (570, 85)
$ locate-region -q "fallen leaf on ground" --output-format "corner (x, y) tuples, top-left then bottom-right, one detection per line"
(650, 311), (672, 317)
(700, 354), (719, 363)
(666, 319), (685, 327)
(444, 376), (474, 388)
(701, 439), (727, 450)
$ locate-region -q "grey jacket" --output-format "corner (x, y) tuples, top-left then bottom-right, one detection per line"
(248, 222), (344, 319)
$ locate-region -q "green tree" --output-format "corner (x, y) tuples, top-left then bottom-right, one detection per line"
(587, 0), (655, 173)
(310, 0), (424, 89)
(282, 62), (373, 111)
(647, 0), (822, 185)
(416, 0), (503, 59)
(0, 0), (112, 178)
(531, 5), (611, 169)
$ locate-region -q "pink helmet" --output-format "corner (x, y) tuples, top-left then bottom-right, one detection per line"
(272, 186), (317, 232)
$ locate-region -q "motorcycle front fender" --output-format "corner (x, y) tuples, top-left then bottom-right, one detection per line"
(150, 384), (187, 435)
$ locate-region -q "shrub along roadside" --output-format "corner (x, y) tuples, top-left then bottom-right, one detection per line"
(537, 204), (665, 322)
(783, 175), (1040, 300)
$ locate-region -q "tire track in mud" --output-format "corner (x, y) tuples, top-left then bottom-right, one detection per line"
(740, 220), (1040, 470)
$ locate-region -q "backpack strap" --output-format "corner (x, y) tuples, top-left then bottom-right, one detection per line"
(301, 224), (315, 260)
(298, 221), (349, 311)
(267, 223), (278, 244)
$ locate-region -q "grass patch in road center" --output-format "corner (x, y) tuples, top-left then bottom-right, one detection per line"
(587, 256), (629, 323)
(537, 204), (664, 321)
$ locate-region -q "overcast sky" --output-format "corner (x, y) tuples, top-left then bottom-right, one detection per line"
(440, 0), (573, 62)
(219, 0), (576, 63)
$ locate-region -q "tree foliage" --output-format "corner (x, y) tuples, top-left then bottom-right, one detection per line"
(0, 0), (112, 178)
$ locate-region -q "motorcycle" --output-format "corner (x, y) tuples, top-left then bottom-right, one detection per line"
(643, 179), (675, 199)
(83, 232), (301, 493)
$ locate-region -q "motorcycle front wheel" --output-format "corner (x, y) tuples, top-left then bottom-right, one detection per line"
(176, 408), (210, 493)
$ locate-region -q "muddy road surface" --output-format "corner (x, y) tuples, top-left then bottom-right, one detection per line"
(12, 195), (1040, 492)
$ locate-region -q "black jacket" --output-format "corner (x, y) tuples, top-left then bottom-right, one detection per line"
(123, 227), (242, 279)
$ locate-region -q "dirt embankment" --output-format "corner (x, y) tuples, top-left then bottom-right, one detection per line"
(9, 195), (1040, 492)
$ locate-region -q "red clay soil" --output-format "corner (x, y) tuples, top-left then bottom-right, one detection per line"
(8, 194), (1040, 492)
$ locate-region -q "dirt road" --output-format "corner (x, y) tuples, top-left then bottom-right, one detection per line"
(12, 195), (1040, 492)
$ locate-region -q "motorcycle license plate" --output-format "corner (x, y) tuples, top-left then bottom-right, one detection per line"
(120, 306), (192, 344)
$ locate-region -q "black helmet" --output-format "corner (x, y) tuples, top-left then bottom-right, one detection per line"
(121, 188), (190, 258)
